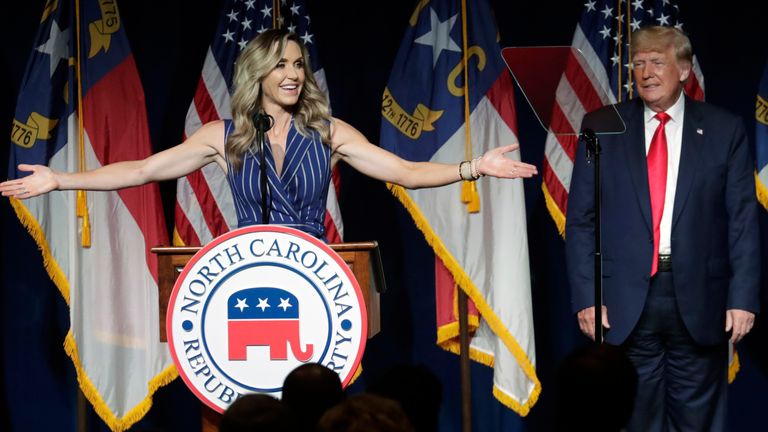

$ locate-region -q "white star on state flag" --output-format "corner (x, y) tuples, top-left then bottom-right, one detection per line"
(414, 8), (461, 68)
(36, 20), (69, 77)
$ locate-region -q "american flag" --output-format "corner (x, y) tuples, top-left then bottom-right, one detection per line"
(542, 0), (704, 235)
(174, 0), (343, 247)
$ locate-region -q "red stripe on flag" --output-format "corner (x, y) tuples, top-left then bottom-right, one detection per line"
(563, 54), (606, 114)
(323, 211), (341, 244)
(685, 74), (704, 101)
(83, 55), (168, 280)
(185, 169), (230, 239)
(193, 78), (221, 124)
(550, 105), (579, 162)
(173, 201), (202, 246)
(542, 158), (569, 211)
(331, 165), (342, 196)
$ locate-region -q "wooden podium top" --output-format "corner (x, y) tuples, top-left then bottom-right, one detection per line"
(152, 241), (384, 341)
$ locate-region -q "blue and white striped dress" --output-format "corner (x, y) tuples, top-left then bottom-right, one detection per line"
(224, 119), (332, 239)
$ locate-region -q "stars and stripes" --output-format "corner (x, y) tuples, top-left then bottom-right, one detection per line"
(174, 0), (342, 247)
(542, 0), (704, 234)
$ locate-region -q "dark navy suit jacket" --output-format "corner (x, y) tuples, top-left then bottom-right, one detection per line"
(566, 97), (760, 346)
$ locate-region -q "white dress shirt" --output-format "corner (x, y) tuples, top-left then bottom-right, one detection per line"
(643, 91), (685, 256)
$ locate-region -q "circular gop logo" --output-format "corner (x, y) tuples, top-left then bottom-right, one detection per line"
(167, 225), (367, 413)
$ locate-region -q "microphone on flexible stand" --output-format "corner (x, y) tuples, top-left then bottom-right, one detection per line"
(252, 112), (274, 225)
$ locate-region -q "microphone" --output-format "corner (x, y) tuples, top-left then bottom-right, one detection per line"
(252, 112), (274, 133)
(252, 111), (274, 226)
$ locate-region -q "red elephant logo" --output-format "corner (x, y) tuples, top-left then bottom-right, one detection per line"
(227, 287), (314, 362)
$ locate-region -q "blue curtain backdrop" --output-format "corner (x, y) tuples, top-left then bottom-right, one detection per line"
(2, 1), (767, 431)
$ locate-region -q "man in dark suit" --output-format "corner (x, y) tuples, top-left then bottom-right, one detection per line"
(566, 26), (760, 431)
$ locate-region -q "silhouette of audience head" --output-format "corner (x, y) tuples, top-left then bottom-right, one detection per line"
(219, 393), (297, 432)
(555, 343), (638, 432)
(317, 393), (414, 432)
(367, 363), (442, 432)
(282, 363), (346, 431)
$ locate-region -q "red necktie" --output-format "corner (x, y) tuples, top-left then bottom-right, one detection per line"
(648, 112), (670, 276)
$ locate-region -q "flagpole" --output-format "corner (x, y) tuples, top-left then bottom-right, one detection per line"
(458, 290), (472, 432)
(458, 1), (473, 430)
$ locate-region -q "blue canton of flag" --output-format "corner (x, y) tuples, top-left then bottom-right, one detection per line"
(10, 4), (73, 173)
(380, 0), (538, 417)
(580, 0), (700, 101)
(211, 0), (276, 87)
(756, 60), (768, 210)
(380, 1), (503, 161)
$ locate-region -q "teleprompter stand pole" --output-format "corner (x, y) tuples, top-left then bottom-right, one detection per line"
(582, 128), (603, 344)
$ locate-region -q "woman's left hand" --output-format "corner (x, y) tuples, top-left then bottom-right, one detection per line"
(477, 144), (538, 179)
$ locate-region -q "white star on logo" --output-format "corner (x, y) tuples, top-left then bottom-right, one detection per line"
(414, 8), (461, 68)
(235, 298), (249, 312)
(36, 20), (69, 77)
(278, 298), (292, 312)
(256, 298), (270, 311)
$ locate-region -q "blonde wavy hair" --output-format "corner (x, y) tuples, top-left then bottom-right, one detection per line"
(227, 29), (332, 170)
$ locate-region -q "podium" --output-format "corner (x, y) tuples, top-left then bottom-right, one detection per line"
(152, 241), (385, 431)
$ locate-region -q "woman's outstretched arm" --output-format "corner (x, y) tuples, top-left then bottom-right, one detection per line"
(1, 121), (226, 199)
(330, 118), (537, 189)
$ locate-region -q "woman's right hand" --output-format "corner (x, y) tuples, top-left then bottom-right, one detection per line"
(0, 164), (59, 199)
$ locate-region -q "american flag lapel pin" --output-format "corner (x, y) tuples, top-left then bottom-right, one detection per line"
(696, 128), (703, 135)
